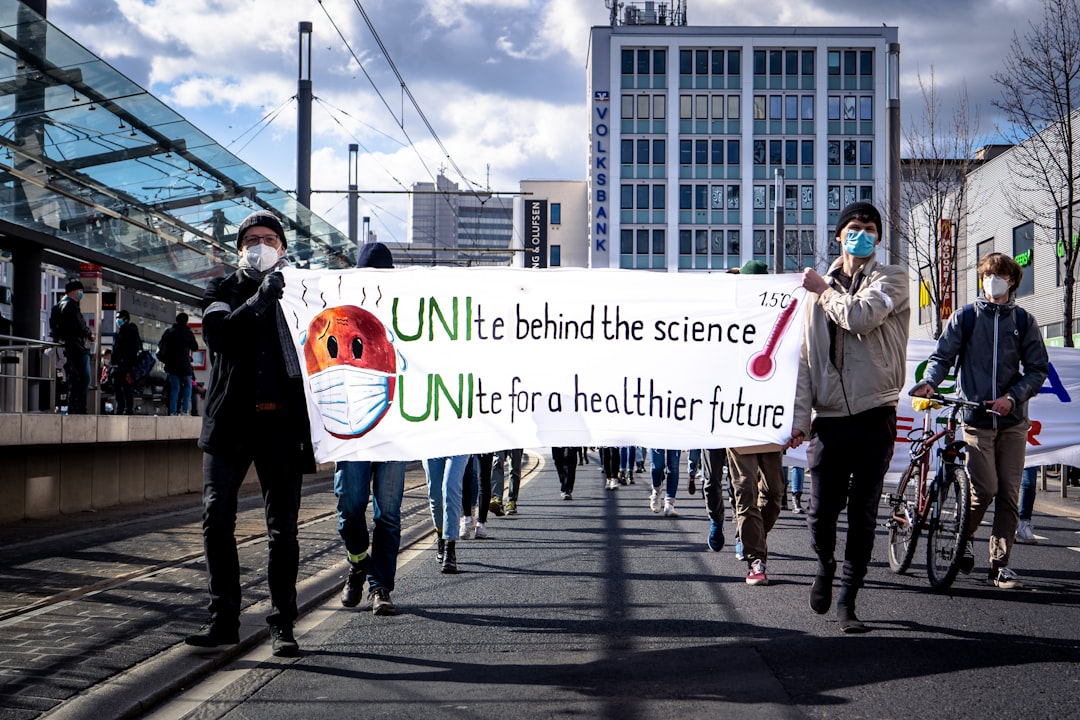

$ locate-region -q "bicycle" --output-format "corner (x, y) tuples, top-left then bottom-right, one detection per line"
(886, 393), (982, 591)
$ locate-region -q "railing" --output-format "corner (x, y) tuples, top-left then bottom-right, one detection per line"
(0, 334), (63, 413)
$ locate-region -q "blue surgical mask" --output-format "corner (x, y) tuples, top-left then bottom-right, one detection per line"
(843, 229), (877, 258)
(76, 290), (84, 301)
(115, 318), (124, 328)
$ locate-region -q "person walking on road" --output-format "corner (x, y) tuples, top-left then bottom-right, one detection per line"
(552, 446), (580, 500)
(425, 455), (469, 573)
(649, 448), (682, 517)
(787, 201), (910, 634)
(185, 210), (314, 658)
(334, 242), (407, 617)
(912, 251), (1048, 589)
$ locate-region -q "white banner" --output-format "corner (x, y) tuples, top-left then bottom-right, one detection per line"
(280, 267), (807, 462)
(785, 340), (1080, 475)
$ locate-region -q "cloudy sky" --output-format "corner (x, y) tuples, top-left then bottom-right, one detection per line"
(46, 0), (1043, 248)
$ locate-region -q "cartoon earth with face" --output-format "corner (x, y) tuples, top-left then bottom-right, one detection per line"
(303, 305), (396, 439)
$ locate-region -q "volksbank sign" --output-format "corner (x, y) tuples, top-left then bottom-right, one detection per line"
(592, 89), (610, 258)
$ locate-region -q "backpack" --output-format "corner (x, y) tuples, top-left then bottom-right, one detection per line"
(49, 298), (68, 341)
(129, 349), (156, 384)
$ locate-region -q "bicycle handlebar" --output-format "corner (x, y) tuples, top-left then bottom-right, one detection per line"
(907, 390), (986, 413)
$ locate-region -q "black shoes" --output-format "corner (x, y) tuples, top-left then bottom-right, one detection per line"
(184, 622), (239, 648)
(441, 540), (458, 573)
(369, 587), (397, 616)
(958, 540), (975, 574)
(269, 624), (299, 657)
(341, 562), (367, 608)
(436, 538), (446, 565)
(810, 564), (836, 615)
(836, 602), (867, 633)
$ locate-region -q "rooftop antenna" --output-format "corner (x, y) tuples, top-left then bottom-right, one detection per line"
(604, 0), (622, 26)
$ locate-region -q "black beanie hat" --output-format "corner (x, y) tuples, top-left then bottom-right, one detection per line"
(356, 242), (394, 269)
(237, 210), (287, 250)
(835, 201), (882, 239)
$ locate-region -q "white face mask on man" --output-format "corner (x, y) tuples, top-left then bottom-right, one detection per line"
(983, 274), (1010, 299)
(240, 243), (282, 273)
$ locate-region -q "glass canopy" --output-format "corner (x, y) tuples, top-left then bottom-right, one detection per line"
(0, 4), (354, 298)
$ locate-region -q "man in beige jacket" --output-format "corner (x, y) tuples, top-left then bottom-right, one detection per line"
(786, 201), (910, 634)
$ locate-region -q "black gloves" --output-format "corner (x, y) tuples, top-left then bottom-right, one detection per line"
(246, 271), (285, 315)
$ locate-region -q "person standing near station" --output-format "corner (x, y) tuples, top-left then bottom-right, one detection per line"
(159, 312), (199, 415)
(335, 241), (407, 616)
(185, 210), (314, 658)
(110, 309), (142, 415)
(54, 280), (94, 414)
(912, 251), (1048, 589)
(787, 201), (910, 633)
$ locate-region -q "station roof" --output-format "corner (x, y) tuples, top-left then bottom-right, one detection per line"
(0, 4), (354, 302)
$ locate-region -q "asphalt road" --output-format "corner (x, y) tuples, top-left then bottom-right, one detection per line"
(67, 453), (1080, 720)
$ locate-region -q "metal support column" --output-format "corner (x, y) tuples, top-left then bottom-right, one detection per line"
(348, 144), (359, 245)
(773, 169), (785, 274)
(296, 21), (313, 210)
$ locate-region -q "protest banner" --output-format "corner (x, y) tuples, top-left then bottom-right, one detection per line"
(280, 267), (807, 462)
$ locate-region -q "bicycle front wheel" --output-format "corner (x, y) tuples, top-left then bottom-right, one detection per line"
(887, 464), (924, 574)
(926, 466), (972, 591)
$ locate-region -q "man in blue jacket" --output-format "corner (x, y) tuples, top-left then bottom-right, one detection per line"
(913, 252), (1048, 590)
(185, 210), (314, 657)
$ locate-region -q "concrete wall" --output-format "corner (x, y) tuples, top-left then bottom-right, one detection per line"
(0, 414), (205, 523)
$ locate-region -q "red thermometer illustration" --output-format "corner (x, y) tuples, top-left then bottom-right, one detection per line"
(747, 298), (799, 381)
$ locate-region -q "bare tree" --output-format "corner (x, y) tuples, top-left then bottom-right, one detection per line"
(900, 68), (982, 339)
(992, 0), (1080, 347)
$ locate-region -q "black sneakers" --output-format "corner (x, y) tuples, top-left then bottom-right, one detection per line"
(269, 624), (299, 657)
(184, 622), (239, 648)
(958, 540), (975, 574)
(441, 540), (458, 573)
(341, 562), (367, 608)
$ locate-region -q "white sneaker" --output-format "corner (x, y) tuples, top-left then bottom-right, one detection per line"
(991, 564), (1023, 589)
(649, 489), (660, 513)
(663, 498), (678, 517)
(1015, 520), (1038, 544)
(606, 478), (617, 491)
(473, 522), (489, 539)
(459, 515), (475, 540)
(746, 559), (768, 586)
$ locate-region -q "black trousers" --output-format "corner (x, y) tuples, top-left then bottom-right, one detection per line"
(805, 407), (897, 590)
(702, 448), (729, 523)
(600, 447), (620, 480)
(552, 447), (579, 494)
(462, 453), (494, 523)
(200, 412), (303, 629)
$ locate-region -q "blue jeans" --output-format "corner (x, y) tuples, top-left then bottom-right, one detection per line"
(787, 466), (805, 494)
(167, 373), (193, 415)
(424, 455), (467, 540)
(687, 448), (702, 477)
(334, 460), (405, 592)
(618, 446), (636, 472)
(1019, 467), (1037, 521)
(650, 449), (680, 499)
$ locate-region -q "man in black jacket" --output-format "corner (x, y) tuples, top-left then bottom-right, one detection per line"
(55, 280), (94, 414)
(184, 210), (314, 658)
(110, 309), (142, 415)
(159, 312), (199, 415)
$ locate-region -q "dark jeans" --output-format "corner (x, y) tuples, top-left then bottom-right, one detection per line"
(114, 372), (135, 415)
(334, 460), (405, 593)
(600, 447), (620, 479)
(200, 413), (303, 629)
(65, 351), (90, 414)
(492, 449), (523, 504)
(806, 407), (897, 590)
(552, 447), (579, 494)
(462, 454), (493, 523)
(702, 448), (729, 523)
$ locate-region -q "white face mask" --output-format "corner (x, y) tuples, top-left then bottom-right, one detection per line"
(308, 365), (393, 437)
(241, 244), (281, 272)
(984, 275), (1010, 299)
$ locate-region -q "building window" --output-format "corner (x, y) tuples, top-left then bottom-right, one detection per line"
(652, 184), (665, 209)
(753, 50), (766, 75)
(801, 95), (814, 120)
(828, 96), (841, 120)
(754, 140), (766, 165)
(828, 51), (840, 75)
(1013, 222), (1035, 297)
(769, 95), (782, 120)
(680, 95), (692, 119)
(550, 245), (561, 266)
(679, 185), (692, 210)
(622, 49), (635, 74)
(785, 140), (798, 165)
(679, 139), (692, 164)
(728, 95), (740, 119)
(801, 49), (815, 75)
(859, 140), (872, 166)
(712, 49), (724, 75)
(785, 50), (798, 76)
(860, 96), (873, 120)
(637, 139), (650, 164)
(711, 140), (724, 165)
(712, 95), (725, 119)
(696, 49), (709, 74)
(637, 94), (650, 118)
(695, 140), (708, 165)
(696, 95), (708, 119)
(727, 139), (740, 164)
(637, 49), (650, 74)
(680, 49), (692, 74)
(622, 95), (634, 119)
(785, 95), (798, 120)
(844, 50), (857, 76)
(753, 95), (766, 120)
(860, 50), (873, 76)
(550, 203), (561, 225)
(654, 49), (666, 74)
(801, 139), (814, 165)
(621, 185), (634, 209)
(695, 184), (708, 210)
(728, 49), (740, 75)
(769, 49), (782, 75)
(653, 94), (666, 119)
(637, 184), (650, 209)
(653, 139), (666, 163)
(621, 139), (633, 164)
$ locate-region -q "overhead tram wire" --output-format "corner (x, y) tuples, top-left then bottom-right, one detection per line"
(225, 96), (297, 154)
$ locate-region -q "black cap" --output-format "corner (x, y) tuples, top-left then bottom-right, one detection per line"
(65, 280), (84, 293)
(117, 309), (131, 321)
(835, 201), (882, 239)
(237, 210), (287, 250)
(356, 242), (394, 269)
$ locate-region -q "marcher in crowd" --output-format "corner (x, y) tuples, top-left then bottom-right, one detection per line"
(1016, 466), (1039, 544)
(787, 466), (806, 514)
(686, 449), (702, 494)
(334, 241), (406, 617)
(159, 312), (199, 416)
(552, 446), (580, 500)
(702, 448), (729, 551)
(110, 309), (142, 415)
(649, 448), (681, 517)
(912, 252), (1048, 589)
(185, 210), (314, 658)
(600, 446), (620, 491)
(55, 280), (94, 414)
(491, 448), (524, 514)
(788, 201), (910, 633)
(425, 455), (469, 573)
